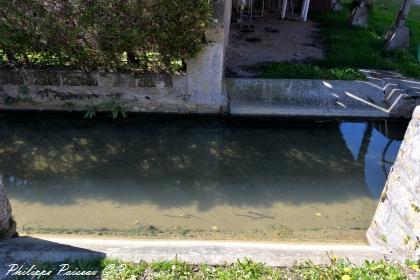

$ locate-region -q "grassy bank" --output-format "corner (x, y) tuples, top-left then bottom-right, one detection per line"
(262, 0), (420, 80)
(18, 258), (419, 280)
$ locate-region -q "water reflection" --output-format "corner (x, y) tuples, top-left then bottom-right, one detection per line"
(0, 113), (408, 242)
(339, 121), (404, 199)
(364, 125), (402, 198)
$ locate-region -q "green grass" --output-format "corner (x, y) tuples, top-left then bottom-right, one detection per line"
(262, 0), (420, 80)
(16, 258), (419, 280)
(261, 63), (366, 80)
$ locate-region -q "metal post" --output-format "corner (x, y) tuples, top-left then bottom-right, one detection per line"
(282, 0), (287, 19)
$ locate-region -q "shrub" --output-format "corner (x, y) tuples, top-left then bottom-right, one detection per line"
(0, 0), (212, 72)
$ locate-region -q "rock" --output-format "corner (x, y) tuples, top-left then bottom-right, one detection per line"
(384, 26), (410, 50)
(350, 6), (368, 28)
(367, 106), (420, 260)
(147, 225), (158, 231)
(0, 179), (15, 239)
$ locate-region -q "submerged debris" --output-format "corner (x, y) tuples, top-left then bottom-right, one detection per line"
(236, 211), (275, 220)
(164, 214), (198, 219)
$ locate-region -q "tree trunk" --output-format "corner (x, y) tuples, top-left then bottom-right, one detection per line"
(395, 0), (412, 27)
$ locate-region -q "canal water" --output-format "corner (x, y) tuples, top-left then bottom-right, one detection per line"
(1, 113), (408, 243)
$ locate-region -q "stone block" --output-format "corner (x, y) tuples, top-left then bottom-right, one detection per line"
(332, 1), (343, 11)
(135, 74), (173, 88)
(0, 69), (24, 85)
(350, 6), (368, 27)
(367, 106), (420, 260)
(61, 71), (98, 86)
(23, 70), (61, 86)
(384, 26), (410, 51)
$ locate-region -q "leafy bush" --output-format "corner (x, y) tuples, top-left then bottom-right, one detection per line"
(0, 0), (212, 72)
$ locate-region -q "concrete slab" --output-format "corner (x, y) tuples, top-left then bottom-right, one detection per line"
(227, 78), (391, 118)
(0, 236), (387, 274)
(227, 73), (420, 118)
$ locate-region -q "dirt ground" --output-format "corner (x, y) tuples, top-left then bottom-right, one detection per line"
(225, 12), (325, 77)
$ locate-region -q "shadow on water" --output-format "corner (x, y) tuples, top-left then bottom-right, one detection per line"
(0, 113), (408, 211)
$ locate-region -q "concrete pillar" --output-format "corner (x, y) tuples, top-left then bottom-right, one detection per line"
(350, 1), (368, 28)
(0, 178), (15, 239)
(186, 0), (232, 113)
(384, 26), (410, 50)
(367, 106), (420, 260)
(384, 0), (412, 50)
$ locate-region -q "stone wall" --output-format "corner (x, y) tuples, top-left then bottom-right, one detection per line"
(0, 178), (15, 239)
(0, 0), (231, 115)
(367, 106), (420, 260)
(0, 68), (226, 115)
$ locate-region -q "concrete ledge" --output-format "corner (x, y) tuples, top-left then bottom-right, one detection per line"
(0, 237), (387, 269)
(0, 68), (228, 114)
(2, 68), (419, 118)
(227, 74), (420, 118)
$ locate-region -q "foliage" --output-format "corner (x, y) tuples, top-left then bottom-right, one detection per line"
(99, 100), (128, 119)
(84, 106), (97, 119)
(292, 258), (409, 280)
(311, 0), (420, 78)
(0, 0), (212, 72)
(1, 94), (35, 105)
(63, 101), (75, 111)
(261, 63), (366, 80)
(31, 258), (419, 280)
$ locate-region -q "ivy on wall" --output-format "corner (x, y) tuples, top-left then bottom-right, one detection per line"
(0, 0), (212, 72)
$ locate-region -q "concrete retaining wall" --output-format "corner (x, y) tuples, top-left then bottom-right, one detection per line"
(227, 76), (420, 118)
(367, 106), (420, 260)
(227, 78), (391, 117)
(0, 69), (226, 114)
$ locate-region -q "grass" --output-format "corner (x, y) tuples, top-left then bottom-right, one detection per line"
(261, 63), (367, 80)
(10, 258), (419, 280)
(261, 0), (420, 80)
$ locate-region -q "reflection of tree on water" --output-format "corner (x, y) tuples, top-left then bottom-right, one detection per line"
(339, 120), (406, 199)
(0, 114), (408, 209)
(381, 139), (396, 176)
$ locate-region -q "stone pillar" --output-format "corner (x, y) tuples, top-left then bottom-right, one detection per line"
(350, 1), (368, 27)
(186, 0), (231, 113)
(367, 106), (420, 260)
(384, 26), (410, 50)
(384, 0), (412, 50)
(331, 0), (343, 12)
(0, 177), (15, 239)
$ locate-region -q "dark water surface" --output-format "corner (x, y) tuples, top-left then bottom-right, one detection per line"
(1, 113), (408, 242)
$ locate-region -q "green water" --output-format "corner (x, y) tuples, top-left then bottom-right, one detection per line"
(1, 113), (408, 243)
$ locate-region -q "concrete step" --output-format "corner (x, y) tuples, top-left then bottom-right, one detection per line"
(226, 78), (391, 118)
(362, 70), (420, 117)
(0, 236), (387, 271)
